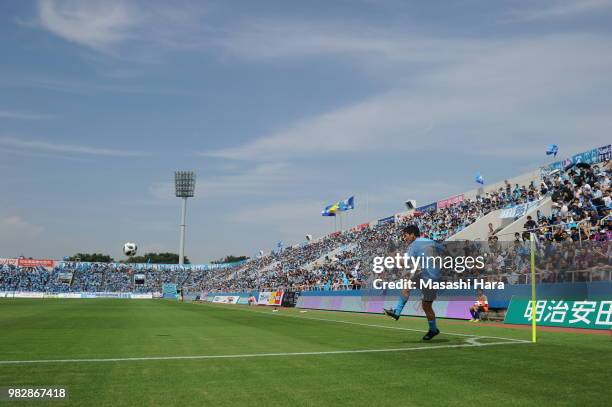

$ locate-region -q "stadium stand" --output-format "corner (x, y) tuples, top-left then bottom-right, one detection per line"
(1, 149), (610, 295)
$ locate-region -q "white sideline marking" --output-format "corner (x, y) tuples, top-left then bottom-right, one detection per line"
(0, 341), (529, 365)
(208, 304), (530, 344)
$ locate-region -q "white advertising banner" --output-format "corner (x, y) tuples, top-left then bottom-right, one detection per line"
(13, 292), (44, 298)
(212, 295), (240, 304)
(257, 291), (284, 306)
(257, 291), (272, 305)
(130, 293), (153, 299)
(60, 293), (83, 299)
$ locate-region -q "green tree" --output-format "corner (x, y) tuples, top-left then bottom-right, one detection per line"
(68, 253), (114, 262)
(125, 252), (190, 264)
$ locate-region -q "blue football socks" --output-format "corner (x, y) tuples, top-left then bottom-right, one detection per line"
(428, 318), (438, 332)
(394, 296), (407, 317)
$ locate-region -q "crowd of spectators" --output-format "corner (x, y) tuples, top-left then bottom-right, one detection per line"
(1, 160), (610, 294)
(529, 161), (610, 242)
(416, 179), (544, 241)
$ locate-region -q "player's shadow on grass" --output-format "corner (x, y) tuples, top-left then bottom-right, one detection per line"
(401, 338), (452, 344)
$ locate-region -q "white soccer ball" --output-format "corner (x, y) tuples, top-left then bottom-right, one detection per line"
(123, 242), (138, 257)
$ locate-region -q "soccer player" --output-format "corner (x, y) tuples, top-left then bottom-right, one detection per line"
(383, 224), (441, 340)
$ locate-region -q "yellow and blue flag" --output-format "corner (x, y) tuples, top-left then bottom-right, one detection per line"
(321, 202), (339, 216)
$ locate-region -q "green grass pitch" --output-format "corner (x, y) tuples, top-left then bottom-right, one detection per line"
(0, 299), (610, 406)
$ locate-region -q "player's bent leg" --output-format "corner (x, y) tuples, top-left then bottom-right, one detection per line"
(383, 289), (410, 321)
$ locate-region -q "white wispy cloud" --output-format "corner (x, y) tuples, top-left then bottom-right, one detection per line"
(0, 73), (195, 95)
(364, 181), (460, 206)
(149, 162), (307, 200)
(233, 200), (325, 223)
(205, 32), (612, 161)
(35, 0), (141, 51)
(2, 215), (44, 235)
(508, 0), (612, 21)
(32, 0), (209, 54)
(0, 136), (150, 157)
(0, 110), (55, 120)
(0, 215), (44, 257)
(0, 146), (92, 162)
(218, 20), (482, 64)
(231, 200), (334, 240)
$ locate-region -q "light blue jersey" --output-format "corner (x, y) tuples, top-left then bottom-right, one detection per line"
(406, 237), (442, 281)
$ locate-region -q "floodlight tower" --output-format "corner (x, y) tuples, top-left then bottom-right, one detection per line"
(174, 171), (196, 265)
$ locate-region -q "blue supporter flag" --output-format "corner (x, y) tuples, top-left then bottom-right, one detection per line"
(338, 196), (355, 211)
(475, 172), (484, 185)
(546, 144), (559, 157)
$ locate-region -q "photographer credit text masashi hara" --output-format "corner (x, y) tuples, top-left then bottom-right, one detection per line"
(372, 278), (505, 290)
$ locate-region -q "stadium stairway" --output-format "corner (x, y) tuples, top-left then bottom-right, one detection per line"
(304, 243), (356, 271)
(444, 168), (544, 242)
(258, 260), (280, 273)
(494, 197), (553, 241)
(447, 197), (552, 242)
(446, 209), (504, 242)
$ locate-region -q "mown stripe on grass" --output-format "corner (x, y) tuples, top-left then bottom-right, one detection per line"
(202, 303), (531, 343)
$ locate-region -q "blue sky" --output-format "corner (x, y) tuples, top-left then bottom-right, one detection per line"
(1, 0), (611, 262)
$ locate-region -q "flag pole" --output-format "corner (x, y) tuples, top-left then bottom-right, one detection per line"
(530, 232), (537, 343)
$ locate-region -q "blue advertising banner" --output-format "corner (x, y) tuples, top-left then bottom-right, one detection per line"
(499, 200), (541, 219)
(416, 202), (437, 213)
(377, 215), (395, 225)
(598, 144), (611, 162)
(162, 283), (178, 299)
(548, 144), (609, 171)
(57, 261), (245, 272)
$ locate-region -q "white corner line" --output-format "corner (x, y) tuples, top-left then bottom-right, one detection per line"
(0, 341), (529, 365)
